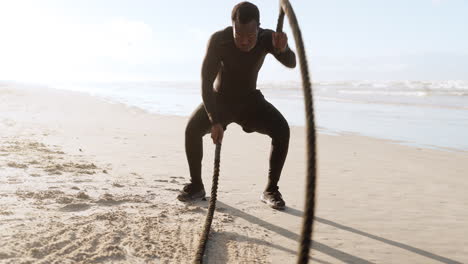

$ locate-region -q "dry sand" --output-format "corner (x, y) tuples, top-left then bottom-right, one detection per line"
(0, 83), (467, 263)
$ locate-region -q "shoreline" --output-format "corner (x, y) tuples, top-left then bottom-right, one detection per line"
(1, 84), (467, 263)
(4, 81), (468, 153)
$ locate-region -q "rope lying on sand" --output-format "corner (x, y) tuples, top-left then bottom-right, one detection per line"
(193, 0), (316, 263)
(276, 1), (317, 263)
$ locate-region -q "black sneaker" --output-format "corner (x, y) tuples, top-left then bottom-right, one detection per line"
(261, 190), (286, 210)
(177, 183), (206, 202)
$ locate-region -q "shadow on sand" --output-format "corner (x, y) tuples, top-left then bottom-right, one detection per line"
(212, 201), (376, 264)
(205, 230), (333, 264)
(192, 199), (461, 264)
(283, 207), (462, 264)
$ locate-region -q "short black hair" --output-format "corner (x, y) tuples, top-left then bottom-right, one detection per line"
(231, 2), (260, 25)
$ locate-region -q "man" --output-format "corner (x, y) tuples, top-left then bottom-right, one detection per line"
(178, 1), (296, 210)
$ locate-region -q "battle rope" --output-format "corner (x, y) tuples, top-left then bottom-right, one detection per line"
(276, 1), (317, 263)
(193, 143), (221, 264)
(193, 0), (316, 262)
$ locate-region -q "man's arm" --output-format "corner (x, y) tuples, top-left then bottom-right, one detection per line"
(273, 44), (296, 68)
(201, 33), (221, 124)
(266, 30), (296, 68)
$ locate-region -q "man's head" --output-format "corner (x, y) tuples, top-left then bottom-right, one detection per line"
(231, 2), (260, 52)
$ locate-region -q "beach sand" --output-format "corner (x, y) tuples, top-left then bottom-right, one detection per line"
(0, 83), (467, 263)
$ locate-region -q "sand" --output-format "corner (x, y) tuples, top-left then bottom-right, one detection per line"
(0, 83), (467, 264)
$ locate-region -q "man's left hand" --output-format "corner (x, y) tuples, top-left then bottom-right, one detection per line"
(272, 32), (288, 53)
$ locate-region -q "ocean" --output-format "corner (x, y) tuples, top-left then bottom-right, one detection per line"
(46, 80), (468, 152)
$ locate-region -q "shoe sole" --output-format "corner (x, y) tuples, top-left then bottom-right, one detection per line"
(177, 191), (206, 202)
(260, 194), (286, 210)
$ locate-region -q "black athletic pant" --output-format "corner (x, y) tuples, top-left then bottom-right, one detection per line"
(185, 90), (290, 192)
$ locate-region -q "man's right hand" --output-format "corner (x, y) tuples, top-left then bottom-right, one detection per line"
(211, 123), (224, 144)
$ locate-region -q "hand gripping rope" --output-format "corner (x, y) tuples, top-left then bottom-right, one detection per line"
(193, 1), (316, 263)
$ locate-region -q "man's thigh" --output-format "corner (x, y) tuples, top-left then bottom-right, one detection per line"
(236, 92), (289, 135)
(186, 103), (233, 136)
(186, 103), (212, 137)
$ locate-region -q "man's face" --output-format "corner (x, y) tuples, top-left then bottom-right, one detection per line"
(233, 20), (258, 52)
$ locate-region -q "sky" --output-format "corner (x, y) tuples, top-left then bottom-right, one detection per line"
(0, 0), (467, 83)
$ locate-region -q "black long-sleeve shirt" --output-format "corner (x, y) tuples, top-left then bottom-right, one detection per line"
(201, 26), (296, 124)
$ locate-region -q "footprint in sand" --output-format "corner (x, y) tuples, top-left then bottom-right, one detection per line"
(183, 206), (205, 214)
(73, 179), (93, 183)
(6, 162), (28, 169)
(0, 210), (13, 216)
(95, 194), (126, 206)
(7, 178), (23, 184)
(154, 179), (168, 183)
(56, 196), (74, 204)
(76, 191), (90, 199)
(60, 203), (91, 212)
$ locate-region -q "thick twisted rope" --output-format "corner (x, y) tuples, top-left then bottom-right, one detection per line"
(277, 1), (317, 263)
(193, 143), (222, 264)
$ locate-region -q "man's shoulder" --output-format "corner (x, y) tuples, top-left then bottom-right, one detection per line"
(216, 26), (233, 36)
(257, 28), (275, 51)
(209, 27), (233, 46)
(258, 27), (274, 39)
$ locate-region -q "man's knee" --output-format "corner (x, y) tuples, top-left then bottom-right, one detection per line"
(186, 116), (210, 140)
(186, 120), (201, 139)
(271, 118), (290, 143)
(280, 122), (290, 142)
